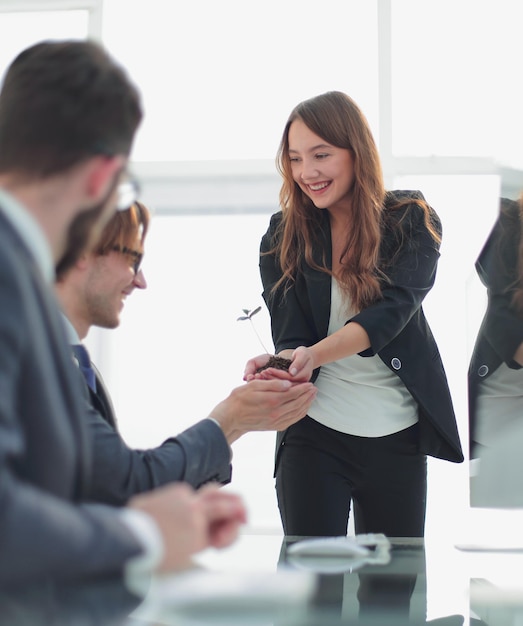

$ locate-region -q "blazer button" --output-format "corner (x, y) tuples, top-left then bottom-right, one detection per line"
(478, 365), (489, 377)
(391, 357), (402, 370)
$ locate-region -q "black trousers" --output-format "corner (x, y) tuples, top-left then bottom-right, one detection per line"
(275, 416), (427, 537)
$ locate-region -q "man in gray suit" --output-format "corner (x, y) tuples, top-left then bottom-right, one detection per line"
(0, 39), (255, 586)
(55, 201), (317, 503)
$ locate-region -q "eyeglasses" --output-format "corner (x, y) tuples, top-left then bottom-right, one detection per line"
(111, 245), (143, 274)
(116, 172), (140, 211)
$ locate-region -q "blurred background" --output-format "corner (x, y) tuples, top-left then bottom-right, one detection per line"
(1, 0), (522, 538)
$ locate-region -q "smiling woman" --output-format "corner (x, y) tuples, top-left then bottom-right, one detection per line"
(247, 90), (463, 539)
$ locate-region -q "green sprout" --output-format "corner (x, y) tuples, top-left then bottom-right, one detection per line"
(237, 306), (269, 353)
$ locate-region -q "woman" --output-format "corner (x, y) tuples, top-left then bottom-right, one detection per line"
(468, 195), (523, 460)
(245, 91), (463, 538)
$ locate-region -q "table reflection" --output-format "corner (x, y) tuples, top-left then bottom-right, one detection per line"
(4, 535), (523, 625)
(277, 536), (424, 624)
(0, 576), (142, 625)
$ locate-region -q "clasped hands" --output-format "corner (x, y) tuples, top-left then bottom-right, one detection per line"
(243, 346), (315, 383)
(130, 482), (247, 574)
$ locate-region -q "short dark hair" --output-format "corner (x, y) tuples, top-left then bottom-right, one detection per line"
(0, 39), (142, 177)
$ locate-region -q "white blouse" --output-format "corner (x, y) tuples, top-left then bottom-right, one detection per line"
(307, 279), (418, 437)
(474, 361), (523, 447)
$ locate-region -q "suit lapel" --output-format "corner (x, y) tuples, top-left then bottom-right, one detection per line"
(90, 366), (118, 431)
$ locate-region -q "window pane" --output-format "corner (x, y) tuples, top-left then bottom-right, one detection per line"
(0, 10), (89, 81)
(391, 0), (523, 167)
(102, 0), (379, 162)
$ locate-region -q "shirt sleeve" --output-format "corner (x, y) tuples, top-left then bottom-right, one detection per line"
(118, 508), (164, 596)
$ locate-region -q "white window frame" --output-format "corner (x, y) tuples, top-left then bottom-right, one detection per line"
(0, 0), (102, 39)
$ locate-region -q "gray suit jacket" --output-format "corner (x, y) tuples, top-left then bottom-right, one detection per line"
(0, 209), (142, 585)
(82, 365), (232, 505)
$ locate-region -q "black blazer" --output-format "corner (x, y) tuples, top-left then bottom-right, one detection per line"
(260, 190), (464, 469)
(468, 198), (523, 456)
(0, 209), (142, 585)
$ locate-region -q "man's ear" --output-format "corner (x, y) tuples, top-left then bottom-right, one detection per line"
(75, 253), (91, 271)
(54, 252), (90, 286)
(85, 155), (126, 202)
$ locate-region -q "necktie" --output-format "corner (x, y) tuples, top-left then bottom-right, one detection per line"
(72, 344), (97, 392)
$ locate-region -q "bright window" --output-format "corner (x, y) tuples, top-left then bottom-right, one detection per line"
(101, 0), (379, 162)
(390, 0), (523, 167)
(0, 10), (89, 80)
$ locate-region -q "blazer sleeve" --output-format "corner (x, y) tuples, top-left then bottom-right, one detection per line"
(0, 413), (143, 585)
(0, 246), (143, 585)
(86, 407), (232, 506)
(0, 476), (143, 585)
(352, 194), (442, 356)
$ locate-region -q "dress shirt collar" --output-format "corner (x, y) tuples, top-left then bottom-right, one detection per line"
(0, 187), (54, 283)
(61, 313), (81, 345)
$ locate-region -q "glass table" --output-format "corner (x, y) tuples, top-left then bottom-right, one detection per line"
(1, 532), (523, 625)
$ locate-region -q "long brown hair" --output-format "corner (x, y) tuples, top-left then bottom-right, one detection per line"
(270, 91), (438, 311)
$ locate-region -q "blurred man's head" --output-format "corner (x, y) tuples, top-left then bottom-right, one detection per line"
(0, 39), (142, 178)
(56, 202), (150, 339)
(0, 39), (143, 269)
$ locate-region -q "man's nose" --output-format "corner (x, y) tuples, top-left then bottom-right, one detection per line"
(133, 269), (147, 289)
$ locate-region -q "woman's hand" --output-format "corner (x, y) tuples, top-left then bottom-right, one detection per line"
(244, 347), (315, 383)
(244, 350), (295, 382)
(243, 353), (272, 381)
(288, 346), (315, 382)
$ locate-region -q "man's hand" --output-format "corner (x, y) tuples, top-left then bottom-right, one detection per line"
(209, 378), (317, 444)
(129, 483), (246, 573)
(198, 484), (247, 548)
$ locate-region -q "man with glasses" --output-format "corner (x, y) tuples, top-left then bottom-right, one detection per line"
(0, 39), (251, 586)
(55, 200), (318, 503)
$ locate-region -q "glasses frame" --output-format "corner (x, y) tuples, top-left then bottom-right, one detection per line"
(111, 245), (143, 274)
